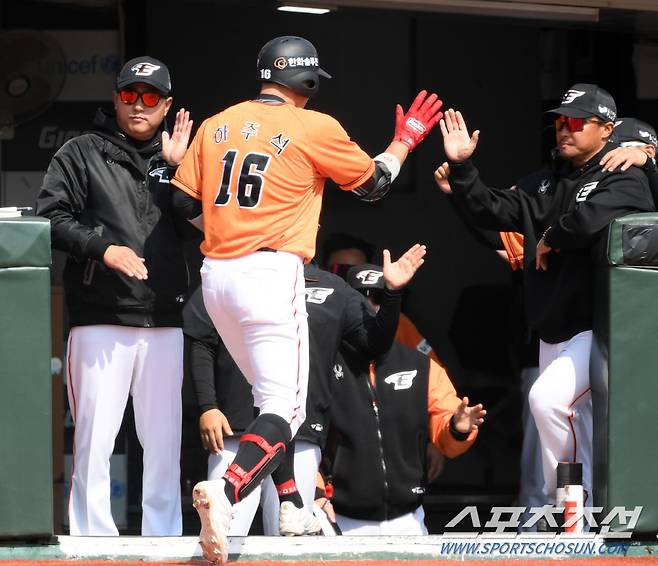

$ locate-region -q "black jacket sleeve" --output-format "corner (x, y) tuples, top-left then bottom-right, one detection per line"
(188, 336), (220, 414)
(35, 139), (114, 260)
(445, 195), (504, 249)
(341, 287), (402, 357)
(448, 159), (526, 233)
(545, 168), (655, 249)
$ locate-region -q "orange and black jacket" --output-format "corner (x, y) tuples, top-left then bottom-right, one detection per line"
(327, 342), (476, 522)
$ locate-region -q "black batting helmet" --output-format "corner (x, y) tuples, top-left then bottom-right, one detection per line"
(256, 36), (331, 98)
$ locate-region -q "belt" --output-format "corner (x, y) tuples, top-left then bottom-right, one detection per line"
(257, 247), (277, 252)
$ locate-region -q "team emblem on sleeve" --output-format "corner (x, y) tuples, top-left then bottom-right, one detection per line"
(384, 370), (417, 390)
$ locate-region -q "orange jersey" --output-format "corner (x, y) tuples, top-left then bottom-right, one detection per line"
(395, 312), (440, 363)
(427, 359), (478, 457)
(500, 231), (525, 270)
(172, 100), (375, 261)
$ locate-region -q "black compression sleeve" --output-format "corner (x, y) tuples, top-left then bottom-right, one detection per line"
(188, 337), (219, 414)
(172, 188), (203, 219)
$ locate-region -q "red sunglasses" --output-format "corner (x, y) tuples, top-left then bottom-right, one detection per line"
(554, 115), (602, 133)
(118, 89), (163, 108)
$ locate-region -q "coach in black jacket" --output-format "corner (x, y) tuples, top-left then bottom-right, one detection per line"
(436, 84), (655, 509)
(35, 57), (194, 536)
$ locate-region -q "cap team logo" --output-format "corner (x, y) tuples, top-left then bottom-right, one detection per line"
(356, 269), (384, 285)
(305, 287), (334, 304)
(640, 130), (658, 146)
(384, 369), (417, 390)
(598, 105), (616, 121)
(273, 57), (288, 69)
(562, 89), (586, 104)
(576, 181), (599, 202)
(130, 62), (161, 76)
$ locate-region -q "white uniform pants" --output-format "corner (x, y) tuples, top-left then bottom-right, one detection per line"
(529, 330), (593, 504)
(201, 253), (309, 436)
(518, 366), (547, 531)
(67, 325), (183, 536)
(207, 439), (320, 536)
(336, 506), (428, 535)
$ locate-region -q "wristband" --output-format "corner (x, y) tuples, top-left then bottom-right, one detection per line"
(374, 152), (401, 182)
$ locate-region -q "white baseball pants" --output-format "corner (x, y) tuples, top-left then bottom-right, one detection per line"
(201, 252), (309, 436)
(336, 506), (428, 535)
(529, 330), (593, 504)
(67, 325), (183, 536)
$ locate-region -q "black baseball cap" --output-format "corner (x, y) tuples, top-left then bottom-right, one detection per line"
(548, 83), (617, 122)
(613, 117), (658, 148)
(116, 56), (171, 95)
(346, 264), (386, 292)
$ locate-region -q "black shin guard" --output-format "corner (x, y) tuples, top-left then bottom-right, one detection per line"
(223, 413), (291, 504)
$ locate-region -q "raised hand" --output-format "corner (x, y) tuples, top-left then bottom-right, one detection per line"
(162, 108), (193, 166)
(434, 161), (452, 194)
(452, 396), (486, 434)
(383, 243), (427, 290)
(394, 90), (444, 151)
(439, 108), (480, 163)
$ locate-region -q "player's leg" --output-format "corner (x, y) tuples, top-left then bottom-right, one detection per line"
(262, 440), (322, 535)
(131, 327), (183, 536)
(529, 330), (592, 503)
(195, 252), (308, 562)
(208, 436), (262, 536)
(66, 325), (136, 535)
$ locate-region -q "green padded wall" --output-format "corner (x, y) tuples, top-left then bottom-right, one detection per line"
(0, 217), (53, 538)
(592, 214), (658, 535)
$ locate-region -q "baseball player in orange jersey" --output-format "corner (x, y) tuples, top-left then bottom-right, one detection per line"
(171, 35), (443, 563)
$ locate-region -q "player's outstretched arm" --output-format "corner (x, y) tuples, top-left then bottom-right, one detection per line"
(439, 108), (481, 163)
(382, 243), (427, 290)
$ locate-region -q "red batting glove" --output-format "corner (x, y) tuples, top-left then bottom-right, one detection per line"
(393, 90), (444, 151)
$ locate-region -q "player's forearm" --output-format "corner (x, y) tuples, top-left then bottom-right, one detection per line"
(188, 338), (219, 413)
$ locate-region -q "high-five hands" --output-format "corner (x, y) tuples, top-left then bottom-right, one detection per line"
(383, 243), (427, 290)
(162, 108), (193, 166)
(439, 109), (480, 163)
(394, 90), (444, 151)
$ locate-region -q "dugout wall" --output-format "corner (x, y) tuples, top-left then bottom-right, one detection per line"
(592, 212), (658, 535)
(0, 216), (53, 538)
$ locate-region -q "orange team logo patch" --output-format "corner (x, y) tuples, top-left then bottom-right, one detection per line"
(274, 57), (288, 69)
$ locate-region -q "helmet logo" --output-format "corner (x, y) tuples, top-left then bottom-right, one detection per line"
(274, 57), (288, 69)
